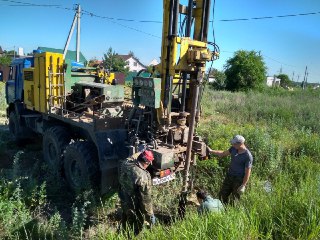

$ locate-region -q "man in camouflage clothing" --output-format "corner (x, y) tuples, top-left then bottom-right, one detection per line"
(118, 149), (156, 235)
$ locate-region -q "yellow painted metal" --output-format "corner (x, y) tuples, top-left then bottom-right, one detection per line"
(23, 68), (35, 109)
(193, 0), (204, 41)
(159, 1), (212, 85)
(97, 68), (115, 84)
(155, 0), (213, 122)
(33, 52), (65, 113)
(106, 72), (115, 84)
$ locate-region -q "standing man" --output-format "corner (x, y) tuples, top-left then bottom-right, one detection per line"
(118, 149), (156, 235)
(207, 135), (253, 204)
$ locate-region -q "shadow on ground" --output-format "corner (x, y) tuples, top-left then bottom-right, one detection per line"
(0, 119), (179, 238)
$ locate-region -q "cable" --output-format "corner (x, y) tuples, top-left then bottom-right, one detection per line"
(219, 11), (320, 22)
(212, 0), (216, 45)
(2, 0), (319, 23)
(0, 0), (161, 39)
(81, 9), (162, 23)
(1, 0), (318, 80)
(81, 10), (161, 39)
(263, 54), (297, 68)
(218, 49), (320, 82)
(0, 0), (61, 7)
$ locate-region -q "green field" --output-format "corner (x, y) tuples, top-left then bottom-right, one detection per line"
(0, 85), (320, 239)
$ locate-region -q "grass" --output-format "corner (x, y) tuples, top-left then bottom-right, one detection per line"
(0, 82), (6, 112)
(1, 85), (320, 239)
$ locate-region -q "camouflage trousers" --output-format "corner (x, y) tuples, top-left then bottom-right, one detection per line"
(218, 174), (243, 205)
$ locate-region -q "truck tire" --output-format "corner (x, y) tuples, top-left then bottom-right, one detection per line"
(9, 112), (24, 141)
(43, 126), (71, 169)
(63, 141), (99, 191)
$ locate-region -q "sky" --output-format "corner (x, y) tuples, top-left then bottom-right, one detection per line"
(0, 0), (319, 83)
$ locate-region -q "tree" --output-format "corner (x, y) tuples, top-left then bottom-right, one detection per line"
(103, 47), (129, 73)
(128, 50), (140, 61)
(5, 50), (17, 57)
(88, 57), (99, 67)
(0, 55), (12, 65)
(224, 50), (267, 91)
(208, 68), (226, 90)
(277, 74), (292, 87)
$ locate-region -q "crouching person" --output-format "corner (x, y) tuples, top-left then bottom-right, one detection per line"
(196, 189), (224, 215)
(118, 150), (156, 235)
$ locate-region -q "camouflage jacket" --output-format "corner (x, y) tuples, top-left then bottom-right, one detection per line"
(119, 154), (153, 219)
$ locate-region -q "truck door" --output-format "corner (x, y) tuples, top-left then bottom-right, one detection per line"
(6, 65), (17, 104)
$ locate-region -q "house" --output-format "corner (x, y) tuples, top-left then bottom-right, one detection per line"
(208, 77), (215, 83)
(18, 47), (24, 56)
(148, 58), (159, 66)
(38, 47), (87, 63)
(0, 46), (3, 57)
(118, 55), (146, 72)
(0, 65), (10, 82)
(266, 76), (281, 87)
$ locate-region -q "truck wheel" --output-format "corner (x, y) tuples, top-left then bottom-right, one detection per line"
(43, 126), (71, 169)
(63, 141), (99, 191)
(9, 112), (21, 140)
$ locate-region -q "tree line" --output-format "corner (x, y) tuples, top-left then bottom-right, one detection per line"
(208, 50), (300, 91)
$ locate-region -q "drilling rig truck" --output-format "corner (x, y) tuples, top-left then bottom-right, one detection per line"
(1, 0), (218, 195)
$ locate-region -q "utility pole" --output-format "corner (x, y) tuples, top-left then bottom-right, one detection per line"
(63, 4), (81, 61)
(291, 71), (294, 82)
(302, 66), (308, 90)
(76, 4), (81, 62)
(306, 71), (309, 86)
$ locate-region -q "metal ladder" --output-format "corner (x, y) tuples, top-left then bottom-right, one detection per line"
(48, 56), (66, 116)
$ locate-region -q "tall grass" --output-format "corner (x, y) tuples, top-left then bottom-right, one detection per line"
(0, 82), (6, 112)
(201, 87), (320, 132)
(1, 87), (320, 239)
(92, 88), (320, 239)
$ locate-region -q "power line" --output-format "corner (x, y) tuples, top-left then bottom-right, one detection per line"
(1, 0), (319, 23)
(219, 11), (320, 22)
(1, 0), (319, 80)
(0, 0), (160, 39)
(82, 9), (162, 23)
(220, 49), (319, 80)
(263, 54), (297, 68)
(81, 10), (161, 39)
(0, 0), (61, 7)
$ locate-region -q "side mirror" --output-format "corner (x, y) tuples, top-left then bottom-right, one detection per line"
(0, 71), (3, 81)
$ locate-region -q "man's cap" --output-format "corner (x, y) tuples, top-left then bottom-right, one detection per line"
(139, 150), (154, 163)
(230, 135), (245, 144)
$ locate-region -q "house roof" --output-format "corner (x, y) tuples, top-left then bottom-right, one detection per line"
(118, 54), (147, 68)
(118, 54), (131, 61)
(149, 58), (159, 66)
(38, 46), (87, 63)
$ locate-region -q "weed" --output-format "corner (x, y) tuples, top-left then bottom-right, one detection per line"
(1, 87), (320, 239)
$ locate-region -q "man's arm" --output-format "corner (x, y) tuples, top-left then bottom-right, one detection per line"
(242, 167), (251, 186)
(237, 167), (251, 194)
(208, 147), (230, 158)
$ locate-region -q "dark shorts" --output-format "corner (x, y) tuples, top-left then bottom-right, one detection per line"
(218, 174), (243, 204)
